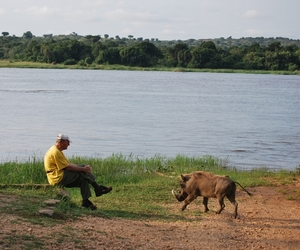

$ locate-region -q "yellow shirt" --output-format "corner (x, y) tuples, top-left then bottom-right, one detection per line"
(44, 145), (69, 185)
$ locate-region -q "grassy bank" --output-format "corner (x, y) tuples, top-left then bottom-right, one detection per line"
(0, 154), (299, 222)
(1, 60), (300, 75)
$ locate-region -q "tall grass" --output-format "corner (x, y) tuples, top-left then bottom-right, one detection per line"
(0, 154), (298, 186)
(0, 154), (227, 184)
(0, 155), (46, 184)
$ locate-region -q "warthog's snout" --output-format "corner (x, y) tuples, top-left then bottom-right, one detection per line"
(172, 189), (186, 202)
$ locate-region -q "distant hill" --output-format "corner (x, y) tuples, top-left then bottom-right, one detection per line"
(154, 37), (300, 49)
(19, 33), (300, 49)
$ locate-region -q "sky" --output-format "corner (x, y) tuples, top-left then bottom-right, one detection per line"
(1, 0), (299, 40)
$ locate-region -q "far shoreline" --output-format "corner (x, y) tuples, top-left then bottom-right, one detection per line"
(1, 60), (300, 76)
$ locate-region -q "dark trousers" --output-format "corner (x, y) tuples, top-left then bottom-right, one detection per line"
(58, 169), (96, 200)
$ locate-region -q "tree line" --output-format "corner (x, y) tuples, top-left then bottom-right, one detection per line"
(1, 31), (300, 71)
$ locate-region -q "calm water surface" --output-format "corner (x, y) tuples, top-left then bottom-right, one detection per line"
(0, 68), (299, 170)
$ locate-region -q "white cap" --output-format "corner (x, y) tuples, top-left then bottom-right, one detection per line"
(56, 133), (72, 142)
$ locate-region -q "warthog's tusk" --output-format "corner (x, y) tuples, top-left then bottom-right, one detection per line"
(171, 189), (176, 197)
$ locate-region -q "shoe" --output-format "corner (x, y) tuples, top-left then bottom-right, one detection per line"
(95, 186), (113, 197)
(81, 199), (97, 211)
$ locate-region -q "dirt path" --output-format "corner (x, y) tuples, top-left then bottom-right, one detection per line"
(1, 186), (300, 250)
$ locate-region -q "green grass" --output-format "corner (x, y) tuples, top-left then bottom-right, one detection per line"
(1, 60), (299, 75)
(3, 234), (46, 250)
(0, 154), (299, 223)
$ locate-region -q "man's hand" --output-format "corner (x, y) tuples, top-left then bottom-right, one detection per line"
(82, 165), (92, 173)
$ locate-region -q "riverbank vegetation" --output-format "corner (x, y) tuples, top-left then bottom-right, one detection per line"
(0, 60), (298, 75)
(0, 154), (299, 220)
(1, 32), (300, 73)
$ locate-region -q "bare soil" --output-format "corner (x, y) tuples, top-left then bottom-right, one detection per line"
(1, 184), (300, 250)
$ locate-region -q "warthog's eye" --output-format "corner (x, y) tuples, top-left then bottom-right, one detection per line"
(180, 184), (186, 188)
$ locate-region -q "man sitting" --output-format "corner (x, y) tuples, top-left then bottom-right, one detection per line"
(44, 133), (112, 210)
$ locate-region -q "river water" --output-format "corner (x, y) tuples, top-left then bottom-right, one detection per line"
(0, 68), (299, 170)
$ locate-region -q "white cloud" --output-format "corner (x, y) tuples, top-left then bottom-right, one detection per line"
(63, 10), (86, 19)
(105, 8), (129, 21)
(244, 29), (262, 36)
(83, 0), (106, 7)
(134, 11), (157, 21)
(178, 30), (187, 36)
(161, 29), (174, 35)
(104, 8), (161, 25)
(13, 6), (61, 17)
(0, 8), (6, 14)
(244, 10), (259, 18)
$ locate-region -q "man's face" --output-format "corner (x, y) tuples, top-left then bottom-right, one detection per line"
(60, 140), (70, 150)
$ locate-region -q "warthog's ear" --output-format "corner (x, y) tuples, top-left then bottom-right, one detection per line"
(181, 174), (191, 182)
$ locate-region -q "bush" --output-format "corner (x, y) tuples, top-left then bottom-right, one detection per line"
(85, 57), (92, 65)
(63, 59), (77, 65)
(288, 63), (298, 71)
(77, 60), (86, 66)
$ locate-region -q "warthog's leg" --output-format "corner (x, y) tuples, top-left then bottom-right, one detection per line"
(227, 194), (238, 218)
(181, 194), (197, 211)
(203, 197), (209, 212)
(216, 195), (226, 214)
(232, 202), (238, 219)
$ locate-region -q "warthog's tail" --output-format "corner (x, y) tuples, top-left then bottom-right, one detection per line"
(234, 182), (252, 196)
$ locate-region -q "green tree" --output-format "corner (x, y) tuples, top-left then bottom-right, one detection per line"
(264, 51), (282, 70)
(52, 44), (66, 63)
(177, 49), (192, 67)
(40, 43), (55, 63)
(188, 45), (221, 68)
(200, 41), (217, 50)
(95, 47), (120, 64)
(91, 41), (104, 59)
(267, 42), (282, 52)
(247, 43), (263, 52)
(23, 40), (40, 61)
(2, 32), (9, 36)
(43, 34), (53, 38)
(225, 46), (247, 69)
(166, 43), (189, 67)
(23, 31), (33, 39)
(63, 39), (91, 61)
(120, 41), (162, 67)
(243, 52), (265, 69)
(85, 35), (100, 44)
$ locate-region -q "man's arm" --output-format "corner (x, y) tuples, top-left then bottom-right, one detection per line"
(65, 163), (92, 173)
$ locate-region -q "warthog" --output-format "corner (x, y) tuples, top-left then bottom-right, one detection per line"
(172, 171), (252, 218)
